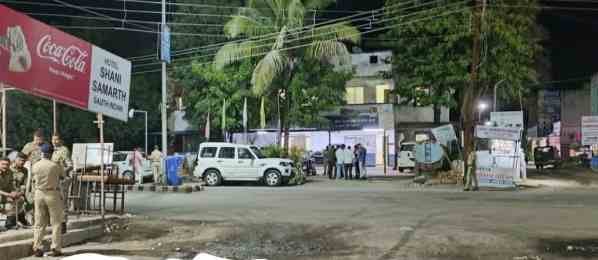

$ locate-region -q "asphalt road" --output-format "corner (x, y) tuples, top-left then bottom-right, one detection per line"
(122, 177), (598, 259)
(35, 177), (598, 260)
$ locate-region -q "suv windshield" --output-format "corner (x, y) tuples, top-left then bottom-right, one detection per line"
(250, 146), (266, 159)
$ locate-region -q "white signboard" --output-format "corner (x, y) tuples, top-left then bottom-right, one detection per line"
(475, 126), (521, 141)
(475, 151), (518, 188)
(490, 111), (524, 128)
(72, 143), (114, 169)
(431, 124), (457, 145)
(582, 116), (598, 145)
(88, 46), (131, 122)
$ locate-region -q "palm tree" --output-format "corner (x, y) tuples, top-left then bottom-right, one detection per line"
(214, 0), (360, 155)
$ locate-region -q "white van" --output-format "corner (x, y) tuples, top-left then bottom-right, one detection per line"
(397, 142), (416, 172)
(194, 143), (295, 186)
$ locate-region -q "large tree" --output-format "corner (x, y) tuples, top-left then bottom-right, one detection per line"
(384, 0), (543, 161)
(213, 0), (360, 155)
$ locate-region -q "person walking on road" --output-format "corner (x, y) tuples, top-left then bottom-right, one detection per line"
(322, 146), (329, 177)
(353, 145), (361, 179)
(358, 144), (368, 180)
(32, 144), (65, 257)
(335, 145), (345, 179)
(327, 146), (337, 179)
(0, 157), (25, 230)
(344, 146), (354, 180)
(464, 142), (479, 191)
(149, 146), (163, 184)
(132, 147), (145, 185)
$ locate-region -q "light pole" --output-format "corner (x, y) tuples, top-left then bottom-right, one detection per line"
(129, 109), (148, 155)
(1, 85), (15, 157)
(493, 79), (507, 112)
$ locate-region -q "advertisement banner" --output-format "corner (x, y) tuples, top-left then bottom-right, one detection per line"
(475, 126), (521, 141)
(475, 151), (517, 188)
(477, 166), (516, 188)
(0, 5), (130, 121)
(582, 116), (598, 145)
(490, 111), (524, 129)
(431, 124), (457, 145)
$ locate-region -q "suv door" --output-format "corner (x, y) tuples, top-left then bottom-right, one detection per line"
(216, 146), (236, 179)
(236, 147), (259, 179)
(197, 146), (218, 175)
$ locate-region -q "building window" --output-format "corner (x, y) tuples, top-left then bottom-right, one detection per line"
(370, 55), (379, 64)
(346, 87), (364, 104)
(376, 84), (391, 103)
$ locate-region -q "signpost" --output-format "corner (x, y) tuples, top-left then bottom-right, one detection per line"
(582, 116), (598, 146)
(490, 111), (524, 129)
(0, 5), (132, 121)
(431, 124), (457, 145)
(474, 125), (521, 188)
(0, 5), (131, 220)
(475, 126), (521, 141)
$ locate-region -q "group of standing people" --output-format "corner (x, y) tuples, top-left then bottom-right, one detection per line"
(0, 129), (71, 257)
(323, 144), (367, 180)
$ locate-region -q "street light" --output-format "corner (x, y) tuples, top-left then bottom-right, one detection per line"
(493, 79), (507, 112)
(129, 109), (148, 155)
(478, 102), (488, 122)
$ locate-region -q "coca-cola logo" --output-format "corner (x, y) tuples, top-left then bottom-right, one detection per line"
(36, 35), (88, 73)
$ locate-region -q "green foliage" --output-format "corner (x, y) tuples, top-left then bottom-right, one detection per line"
(383, 0), (544, 107)
(171, 60), (255, 136)
(289, 146), (305, 165)
(261, 145), (283, 158)
(212, 0), (359, 155)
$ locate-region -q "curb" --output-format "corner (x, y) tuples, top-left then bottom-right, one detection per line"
(0, 217), (120, 260)
(125, 183), (204, 193)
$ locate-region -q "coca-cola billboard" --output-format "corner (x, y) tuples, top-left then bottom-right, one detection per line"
(0, 5), (130, 121)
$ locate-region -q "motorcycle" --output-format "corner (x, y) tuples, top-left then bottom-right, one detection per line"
(302, 157), (317, 176)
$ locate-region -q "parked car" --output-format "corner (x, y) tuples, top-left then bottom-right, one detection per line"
(533, 146), (561, 171)
(112, 151), (154, 183)
(310, 151), (324, 164)
(194, 142), (295, 186)
(397, 142), (416, 172)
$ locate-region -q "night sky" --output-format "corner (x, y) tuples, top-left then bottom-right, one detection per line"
(1, 0), (598, 87)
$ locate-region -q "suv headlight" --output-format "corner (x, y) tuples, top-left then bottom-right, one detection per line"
(279, 161), (290, 167)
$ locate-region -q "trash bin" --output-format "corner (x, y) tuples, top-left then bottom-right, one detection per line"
(165, 155), (184, 186)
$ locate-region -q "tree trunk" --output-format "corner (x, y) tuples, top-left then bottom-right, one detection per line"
(463, 0), (483, 168)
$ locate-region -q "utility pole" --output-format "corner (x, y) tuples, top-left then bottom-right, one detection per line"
(161, 0), (168, 158)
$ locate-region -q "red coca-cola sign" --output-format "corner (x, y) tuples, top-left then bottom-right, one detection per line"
(0, 5), (131, 121)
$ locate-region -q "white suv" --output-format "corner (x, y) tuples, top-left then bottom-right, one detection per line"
(194, 143), (295, 186)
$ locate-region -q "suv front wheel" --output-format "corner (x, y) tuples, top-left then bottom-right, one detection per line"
(264, 169), (282, 187)
(204, 170), (222, 186)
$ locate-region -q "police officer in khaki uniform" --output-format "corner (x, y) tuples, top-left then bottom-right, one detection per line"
(51, 133), (71, 232)
(21, 129), (45, 167)
(0, 157), (24, 230)
(10, 153), (31, 227)
(464, 142), (480, 191)
(32, 144), (65, 257)
(149, 146), (163, 184)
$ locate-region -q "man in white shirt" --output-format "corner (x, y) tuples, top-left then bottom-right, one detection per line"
(335, 145), (345, 179)
(344, 146), (355, 180)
